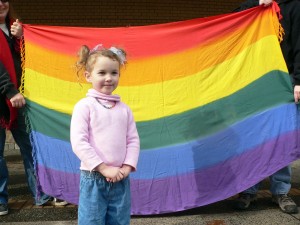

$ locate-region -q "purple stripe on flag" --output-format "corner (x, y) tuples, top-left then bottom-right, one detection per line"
(130, 130), (300, 215)
(36, 130), (300, 214)
(37, 165), (80, 205)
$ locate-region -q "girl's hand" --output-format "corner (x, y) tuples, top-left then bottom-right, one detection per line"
(107, 165), (132, 183)
(109, 169), (125, 183)
(121, 164), (132, 178)
(259, 0), (273, 6)
(11, 19), (23, 39)
(96, 163), (120, 179)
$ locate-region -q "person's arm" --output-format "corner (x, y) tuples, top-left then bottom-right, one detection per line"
(1, 18), (25, 108)
(0, 61), (18, 98)
(233, 0), (272, 12)
(122, 106), (140, 172)
(70, 101), (104, 171)
(0, 61), (25, 108)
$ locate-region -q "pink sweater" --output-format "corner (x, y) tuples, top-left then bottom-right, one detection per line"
(70, 89), (140, 171)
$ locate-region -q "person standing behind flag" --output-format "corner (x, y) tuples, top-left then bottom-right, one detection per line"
(0, 0), (68, 216)
(0, 0), (55, 216)
(233, 0), (300, 214)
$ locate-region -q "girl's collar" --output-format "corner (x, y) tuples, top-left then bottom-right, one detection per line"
(86, 88), (121, 102)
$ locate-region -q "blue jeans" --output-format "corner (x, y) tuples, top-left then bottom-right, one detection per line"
(78, 170), (131, 225)
(0, 108), (51, 205)
(243, 166), (291, 195)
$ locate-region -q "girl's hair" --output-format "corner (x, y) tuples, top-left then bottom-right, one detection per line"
(76, 45), (127, 79)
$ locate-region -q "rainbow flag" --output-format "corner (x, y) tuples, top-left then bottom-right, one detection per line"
(22, 5), (300, 215)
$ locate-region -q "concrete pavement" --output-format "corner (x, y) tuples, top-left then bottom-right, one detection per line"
(2, 199), (300, 225)
(1, 150), (300, 225)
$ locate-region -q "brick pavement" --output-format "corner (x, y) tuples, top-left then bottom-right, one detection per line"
(6, 188), (300, 211)
(8, 199), (77, 210)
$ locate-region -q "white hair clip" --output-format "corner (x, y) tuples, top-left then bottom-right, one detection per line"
(109, 47), (127, 65)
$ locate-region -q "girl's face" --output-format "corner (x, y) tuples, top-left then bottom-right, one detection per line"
(85, 56), (120, 95)
(0, 1), (9, 24)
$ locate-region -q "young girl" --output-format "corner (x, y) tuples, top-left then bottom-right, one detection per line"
(70, 44), (140, 225)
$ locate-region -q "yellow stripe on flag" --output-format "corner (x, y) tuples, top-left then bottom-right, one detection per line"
(24, 36), (287, 122)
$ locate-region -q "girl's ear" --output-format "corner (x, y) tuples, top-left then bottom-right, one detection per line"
(85, 71), (92, 82)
